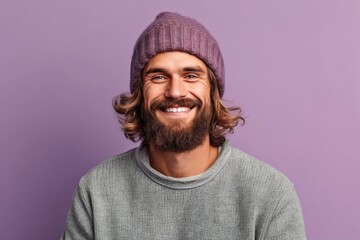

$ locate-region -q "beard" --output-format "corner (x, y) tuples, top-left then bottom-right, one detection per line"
(141, 98), (213, 153)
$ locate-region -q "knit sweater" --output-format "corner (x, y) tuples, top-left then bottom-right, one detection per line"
(61, 141), (306, 240)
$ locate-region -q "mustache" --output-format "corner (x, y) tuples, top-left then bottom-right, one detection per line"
(149, 98), (202, 112)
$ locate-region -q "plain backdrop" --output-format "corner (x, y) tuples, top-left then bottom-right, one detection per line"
(1, 0), (359, 239)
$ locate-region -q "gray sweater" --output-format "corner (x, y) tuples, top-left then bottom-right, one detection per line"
(61, 141), (306, 239)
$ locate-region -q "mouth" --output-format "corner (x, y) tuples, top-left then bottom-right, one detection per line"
(164, 107), (191, 113)
(150, 99), (201, 116)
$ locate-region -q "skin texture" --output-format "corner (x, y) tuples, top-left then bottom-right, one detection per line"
(142, 51), (218, 177)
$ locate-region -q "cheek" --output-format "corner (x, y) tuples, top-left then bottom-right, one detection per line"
(143, 85), (164, 108)
(191, 84), (211, 103)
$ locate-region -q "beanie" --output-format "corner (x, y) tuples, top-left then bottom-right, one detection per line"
(130, 12), (225, 97)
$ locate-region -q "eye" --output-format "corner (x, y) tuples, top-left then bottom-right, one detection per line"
(151, 75), (167, 82)
(184, 74), (199, 80)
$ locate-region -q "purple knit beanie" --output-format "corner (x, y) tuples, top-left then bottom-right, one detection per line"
(130, 12), (225, 97)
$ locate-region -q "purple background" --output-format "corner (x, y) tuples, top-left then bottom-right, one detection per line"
(1, 0), (359, 239)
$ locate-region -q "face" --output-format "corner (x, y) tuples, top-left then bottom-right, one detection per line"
(141, 51), (213, 152)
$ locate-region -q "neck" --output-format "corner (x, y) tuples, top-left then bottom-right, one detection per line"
(147, 135), (218, 178)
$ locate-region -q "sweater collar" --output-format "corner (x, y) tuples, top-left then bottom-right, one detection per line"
(135, 140), (232, 189)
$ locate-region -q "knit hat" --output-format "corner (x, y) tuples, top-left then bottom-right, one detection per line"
(130, 12), (225, 97)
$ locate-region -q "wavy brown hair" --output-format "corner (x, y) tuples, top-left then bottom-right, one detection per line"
(112, 68), (245, 147)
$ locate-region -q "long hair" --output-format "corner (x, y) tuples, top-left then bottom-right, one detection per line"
(112, 68), (245, 146)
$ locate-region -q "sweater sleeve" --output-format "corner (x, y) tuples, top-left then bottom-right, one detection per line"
(60, 182), (94, 240)
(262, 183), (306, 240)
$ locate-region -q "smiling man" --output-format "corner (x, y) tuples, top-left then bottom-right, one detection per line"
(61, 12), (306, 240)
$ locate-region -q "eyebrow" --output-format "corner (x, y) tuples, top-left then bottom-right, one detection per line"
(183, 66), (206, 74)
(144, 68), (168, 75)
(144, 65), (207, 76)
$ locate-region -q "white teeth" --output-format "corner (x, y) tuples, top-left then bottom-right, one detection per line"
(165, 107), (190, 113)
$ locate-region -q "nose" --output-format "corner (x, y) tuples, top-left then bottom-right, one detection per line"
(164, 76), (188, 99)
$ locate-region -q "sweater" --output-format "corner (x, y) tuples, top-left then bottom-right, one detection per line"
(61, 141), (306, 240)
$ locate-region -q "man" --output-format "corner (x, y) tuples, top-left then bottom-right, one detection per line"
(61, 12), (306, 239)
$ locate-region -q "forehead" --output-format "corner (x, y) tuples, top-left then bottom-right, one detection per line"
(144, 51), (207, 72)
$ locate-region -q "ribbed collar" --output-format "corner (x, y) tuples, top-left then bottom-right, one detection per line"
(135, 140), (232, 189)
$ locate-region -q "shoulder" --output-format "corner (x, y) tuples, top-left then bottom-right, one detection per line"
(222, 145), (298, 206)
(223, 145), (304, 232)
(228, 146), (294, 188)
(78, 148), (139, 191)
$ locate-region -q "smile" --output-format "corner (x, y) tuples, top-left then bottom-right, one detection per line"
(164, 107), (191, 113)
